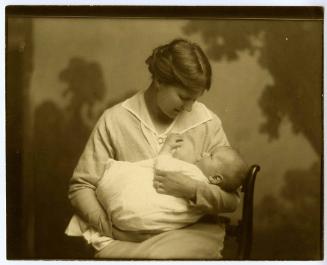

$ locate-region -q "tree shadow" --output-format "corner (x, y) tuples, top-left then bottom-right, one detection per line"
(33, 57), (107, 258)
(183, 20), (323, 259)
(183, 20), (322, 154)
(32, 56), (138, 258)
(252, 161), (321, 260)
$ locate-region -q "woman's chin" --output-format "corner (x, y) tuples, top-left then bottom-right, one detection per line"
(167, 112), (179, 119)
(160, 111), (177, 121)
(172, 108), (183, 116)
(158, 108), (180, 122)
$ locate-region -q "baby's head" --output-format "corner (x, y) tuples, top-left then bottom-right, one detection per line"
(196, 146), (248, 192)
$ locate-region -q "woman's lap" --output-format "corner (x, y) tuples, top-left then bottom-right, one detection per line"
(95, 222), (225, 260)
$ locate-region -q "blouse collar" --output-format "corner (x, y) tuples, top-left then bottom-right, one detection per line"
(121, 90), (213, 135)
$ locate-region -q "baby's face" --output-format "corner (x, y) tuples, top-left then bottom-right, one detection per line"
(196, 154), (221, 177)
(197, 148), (248, 191)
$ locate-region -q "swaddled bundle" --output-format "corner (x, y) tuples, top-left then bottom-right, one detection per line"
(96, 155), (208, 232)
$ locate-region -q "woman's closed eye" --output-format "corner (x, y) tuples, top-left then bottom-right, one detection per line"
(179, 94), (195, 102)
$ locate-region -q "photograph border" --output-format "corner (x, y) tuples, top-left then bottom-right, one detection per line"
(4, 4), (325, 264)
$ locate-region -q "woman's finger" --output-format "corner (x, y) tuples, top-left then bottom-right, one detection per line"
(156, 187), (166, 194)
(153, 180), (167, 194)
(154, 174), (165, 181)
(154, 168), (167, 175)
(153, 180), (159, 189)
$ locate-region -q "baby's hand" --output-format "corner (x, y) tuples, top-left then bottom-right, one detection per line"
(165, 133), (183, 146)
(160, 133), (184, 155)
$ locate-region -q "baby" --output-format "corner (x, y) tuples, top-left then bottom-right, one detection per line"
(160, 133), (248, 192)
(95, 133), (248, 233)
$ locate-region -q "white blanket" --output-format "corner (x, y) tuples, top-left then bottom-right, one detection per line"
(96, 155), (208, 232)
(65, 215), (114, 251)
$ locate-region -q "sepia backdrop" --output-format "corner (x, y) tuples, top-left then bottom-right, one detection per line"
(7, 14), (322, 259)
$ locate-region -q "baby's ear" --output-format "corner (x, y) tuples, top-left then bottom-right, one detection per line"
(208, 175), (223, 185)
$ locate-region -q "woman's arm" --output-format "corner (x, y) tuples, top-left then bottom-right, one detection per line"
(154, 171), (239, 214)
(68, 110), (116, 237)
(154, 111), (240, 214)
(192, 181), (240, 213)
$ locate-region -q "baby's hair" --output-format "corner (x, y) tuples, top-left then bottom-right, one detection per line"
(146, 39), (212, 92)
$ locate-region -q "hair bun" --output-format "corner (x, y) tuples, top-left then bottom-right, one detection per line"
(146, 39), (212, 91)
(146, 47), (160, 75)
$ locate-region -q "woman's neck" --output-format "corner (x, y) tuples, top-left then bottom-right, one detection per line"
(144, 82), (174, 133)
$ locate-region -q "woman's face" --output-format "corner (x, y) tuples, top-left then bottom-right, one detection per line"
(156, 83), (204, 119)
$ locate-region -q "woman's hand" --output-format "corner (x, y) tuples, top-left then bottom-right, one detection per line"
(153, 170), (197, 201)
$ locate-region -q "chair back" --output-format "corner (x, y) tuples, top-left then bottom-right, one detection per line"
(224, 164), (260, 260)
(237, 165), (260, 259)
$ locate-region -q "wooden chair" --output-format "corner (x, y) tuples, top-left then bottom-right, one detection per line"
(222, 164), (260, 260)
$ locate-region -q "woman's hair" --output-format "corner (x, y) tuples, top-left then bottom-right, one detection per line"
(146, 39), (212, 92)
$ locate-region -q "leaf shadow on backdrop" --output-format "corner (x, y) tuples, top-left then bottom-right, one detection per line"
(33, 57), (123, 258)
(183, 20), (322, 259)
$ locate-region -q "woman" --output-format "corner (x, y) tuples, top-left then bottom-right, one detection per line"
(68, 39), (239, 259)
